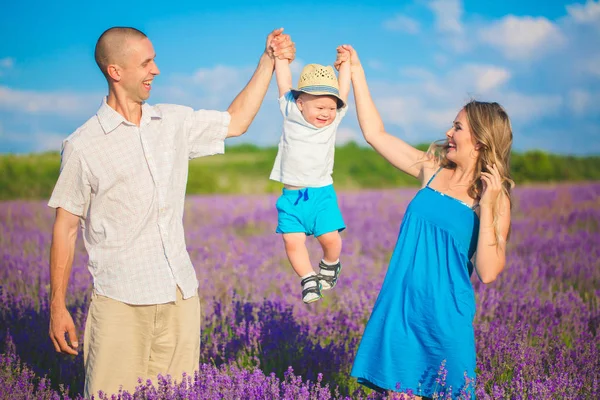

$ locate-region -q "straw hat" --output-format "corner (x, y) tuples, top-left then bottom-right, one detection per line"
(291, 64), (345, 108)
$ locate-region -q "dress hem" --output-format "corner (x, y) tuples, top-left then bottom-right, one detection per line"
(352, 372), (434, 398)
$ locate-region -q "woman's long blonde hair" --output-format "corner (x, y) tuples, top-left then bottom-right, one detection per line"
(428, 100), (515, 244)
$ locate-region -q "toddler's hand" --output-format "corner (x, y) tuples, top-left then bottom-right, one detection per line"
(334, 45), (351, 70)
(334, 44), (361, 71)
(269, 33), (295, 63)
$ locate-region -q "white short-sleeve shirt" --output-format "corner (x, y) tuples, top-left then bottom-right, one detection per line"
(269, 91), (348, 187)
(48, 98), (230, 305)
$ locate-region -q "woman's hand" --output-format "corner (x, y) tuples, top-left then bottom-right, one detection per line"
(334, 44), (361, 70)
(480, 164), (503, 207)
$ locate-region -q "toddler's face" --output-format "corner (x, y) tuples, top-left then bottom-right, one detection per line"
(296, 94), (338, 128)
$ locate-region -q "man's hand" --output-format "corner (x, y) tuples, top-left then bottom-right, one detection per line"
(49, 305), (79, 355)
(49, 207), (80, 355)
(226, 27), (296, 137)
(266, 28), (295, 64)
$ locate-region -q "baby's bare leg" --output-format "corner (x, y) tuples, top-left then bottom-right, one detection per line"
(283, 232), (322, 303)
(316, 231), (342, 263)
(316, 231), (343, 290)
(282, 232), (314, 277)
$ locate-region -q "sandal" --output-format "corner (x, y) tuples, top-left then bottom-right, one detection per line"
(301, 275), (322, 304)
(317, 260), (342, 291)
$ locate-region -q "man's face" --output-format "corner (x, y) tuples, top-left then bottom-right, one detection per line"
(119, 37), (160, 103)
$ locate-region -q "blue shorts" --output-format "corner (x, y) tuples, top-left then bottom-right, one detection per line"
(275, 184), (346, 237)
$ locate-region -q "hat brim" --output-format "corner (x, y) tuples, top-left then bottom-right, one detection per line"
(291, 88), (345, 109)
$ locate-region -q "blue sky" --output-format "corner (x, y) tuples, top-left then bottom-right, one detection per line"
(1, 0), (599, 155)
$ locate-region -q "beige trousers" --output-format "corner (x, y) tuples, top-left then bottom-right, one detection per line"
(83, 288), (201, 398)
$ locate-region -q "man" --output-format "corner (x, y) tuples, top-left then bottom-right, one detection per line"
(48, 26), (295, 397)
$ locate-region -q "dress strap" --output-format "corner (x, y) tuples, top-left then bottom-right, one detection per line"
(426, 167), (443, 187)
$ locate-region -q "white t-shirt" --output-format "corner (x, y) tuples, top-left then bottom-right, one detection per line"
(269, 91), (348, 187)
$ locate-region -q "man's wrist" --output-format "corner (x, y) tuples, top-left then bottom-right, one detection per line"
(261, 51), (276, 69)
(50, 293), (67, 310)
(50, 300), (67, 311)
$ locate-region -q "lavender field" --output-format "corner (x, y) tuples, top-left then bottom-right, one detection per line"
(1, 183), (599, 399)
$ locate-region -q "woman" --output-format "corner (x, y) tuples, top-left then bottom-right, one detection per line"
(335, 45), (513, 398)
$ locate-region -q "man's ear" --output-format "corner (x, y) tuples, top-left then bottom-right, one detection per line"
(107, 64), (121, 82)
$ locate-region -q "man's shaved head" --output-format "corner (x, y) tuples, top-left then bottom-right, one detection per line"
(95, 27), (147, 78)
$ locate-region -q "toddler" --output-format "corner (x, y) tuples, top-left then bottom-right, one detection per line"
(270, 46), (350, 304)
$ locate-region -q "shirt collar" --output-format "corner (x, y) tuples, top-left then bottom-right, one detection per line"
(141, 101), (162, 126)
(97, 97), (162, 134)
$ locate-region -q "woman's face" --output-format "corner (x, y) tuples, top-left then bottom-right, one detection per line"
(445, 109), (478, 165)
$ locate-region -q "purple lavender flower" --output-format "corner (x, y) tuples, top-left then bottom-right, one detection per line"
(0, 183), (598, 399)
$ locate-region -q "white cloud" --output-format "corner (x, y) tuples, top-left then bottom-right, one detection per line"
(187, 60), (305, 100)
(290, 58), (305, 75)
(383, 14), (421, 34)
(36, 132), (65, 152)
(0, 86), (100, 117)
(373, 95), (457, 142)
(566, 0), (600, 25)
(421, 107), (459, 131)
(349, 53), (566, 150)
(568, 89), (591, 115)
(498, 92), (563, 122)
(0, 128), (65, 153)
(427, 0), (464, 34)
(421, 80), (448, 98)
(580, 55), (600, 76)
(567, 89), (600, 116)
(0, 57), (14, 68)
(479, 16), (566, 60)
(459, 65), (511, 93)
(400, 64), (511, 99)
(425, 0), (469, 52)
(192, 65), (254, 93)
(172, 69), (284, 145)
(433, 54), (449, 67)
(161, 63), (264, 110)
(367, 59), (385, 71)
(364, 89), (460, 143)
(400, 67), (436, 81)
(369, 85), (565, 147)
(376, 96), (422, 128)
(194, 58), (592, 148)
(0, 57), (14, 77)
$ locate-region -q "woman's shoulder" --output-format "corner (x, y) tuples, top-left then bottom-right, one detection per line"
(419, 159), (442, 188)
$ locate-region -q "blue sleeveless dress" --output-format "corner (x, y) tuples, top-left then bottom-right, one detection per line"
(351, 168), (479, 398)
